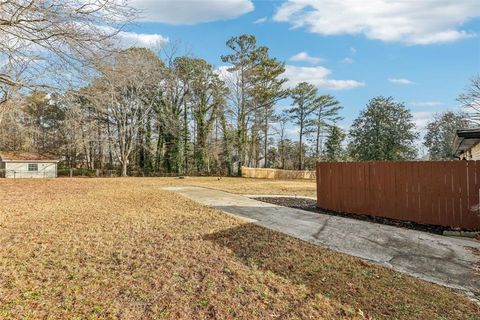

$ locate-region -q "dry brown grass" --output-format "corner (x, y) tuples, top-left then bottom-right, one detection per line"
(161, 176), (317, 197)
(0, 178), (478, 319)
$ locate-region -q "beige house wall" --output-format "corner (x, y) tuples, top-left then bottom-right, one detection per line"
(469, 142), (480, 160)
(3, 162), (57, 178)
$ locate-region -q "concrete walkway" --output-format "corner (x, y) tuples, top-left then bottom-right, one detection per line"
(164, 186), (480, 295)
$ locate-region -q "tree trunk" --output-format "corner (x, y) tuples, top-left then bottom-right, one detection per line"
(144, 113), (152, 174)
(155, 122), (163, 172)
(184, 100), (189, 175)
(299, 123), (303, 170)
(236, 116), (246, 176)
(196, 120), (206, 174)
(106, 119), (114, 169)
(220, 111), (232, 176)
(315, 125), (321, 158)
(264, 114), (268, 168)
(97, 118), (104, 170)
(121, 160), (128, 177)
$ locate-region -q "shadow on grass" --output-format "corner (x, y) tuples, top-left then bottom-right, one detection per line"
(204, 223), (480, 320)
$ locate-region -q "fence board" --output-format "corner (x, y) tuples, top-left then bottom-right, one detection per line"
(316, 161), (480, 230)
(241, 167), (315, 180)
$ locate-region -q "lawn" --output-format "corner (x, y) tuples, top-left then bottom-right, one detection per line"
(0, 178), (478, 319)
(164, 176), (318, 197)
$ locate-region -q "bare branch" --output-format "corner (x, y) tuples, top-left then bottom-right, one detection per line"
(0, 0), (137, 92)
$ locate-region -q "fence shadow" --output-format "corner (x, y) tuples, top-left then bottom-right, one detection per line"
(203, 223), (478, 318)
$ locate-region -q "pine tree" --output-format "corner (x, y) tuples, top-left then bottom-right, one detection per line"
(310, 95), (342, 157)
(287, 82), (319, 170)
(221, 34), (261, 175)
(324, 125), (346, 161)
(249, 48), (288, 167)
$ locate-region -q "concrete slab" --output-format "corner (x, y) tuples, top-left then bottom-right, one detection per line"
(164, 186), (480, 295)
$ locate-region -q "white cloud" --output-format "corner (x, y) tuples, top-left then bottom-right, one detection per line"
(116, 31), (169, 49)
(214, 66), (231, 84)
(409, 101), (442, 107)
(254, 17), (268, 24)
(284, 65), (364, 90)
(290, 51), (323, 64)
(341, 47), (356, 64)
(99, 26), (169, 49)
(285, 127), (300, 137)
(273, 0), (479, 45)
(215, 65), (230, 74)
(214, 65), (242, 86)
(341, 57), (354, 64)
(132, 0), (254, 24)
(411, 111), (435, 129)
(389, 78), (414, 85)
(217, 64), (364, 90)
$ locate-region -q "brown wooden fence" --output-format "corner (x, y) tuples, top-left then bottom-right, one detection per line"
(242, 167), (315, 180)
(316, 161), (480, 230)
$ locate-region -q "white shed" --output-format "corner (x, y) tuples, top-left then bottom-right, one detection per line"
(0, 152), (60, 178)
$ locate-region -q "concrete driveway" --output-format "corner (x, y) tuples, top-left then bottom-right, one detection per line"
(164, 186), (480, 296)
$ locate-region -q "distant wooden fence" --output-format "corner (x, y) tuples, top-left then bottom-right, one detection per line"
(241, 166), (316, 180)
(316, 161), (480, 230)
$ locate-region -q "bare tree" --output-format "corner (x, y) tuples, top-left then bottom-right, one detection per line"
(0, 55), (24, 124)
(90, 48), (163, 176)
(0, 0), (135, 91)
(458, 75), (480, 124)
(274, 113), (289, 169)
(0, 97), (10, 124)
(0, 98), (26, 150)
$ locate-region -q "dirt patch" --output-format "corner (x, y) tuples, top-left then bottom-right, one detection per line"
(465, 247), (480, 299)
(253, 197), (461, 235)
(467, 247), (480, 275)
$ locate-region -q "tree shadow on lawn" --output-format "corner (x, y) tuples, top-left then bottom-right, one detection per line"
(204, 223), (480, 320)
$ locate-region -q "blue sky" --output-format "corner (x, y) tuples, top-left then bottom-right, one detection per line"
(121, 0), (480, 139)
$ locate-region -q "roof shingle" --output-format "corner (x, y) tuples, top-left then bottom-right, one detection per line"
(0, 151), (59, 161)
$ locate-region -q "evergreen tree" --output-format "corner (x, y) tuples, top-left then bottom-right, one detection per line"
(287, 82), (319, 170)
(424, 111), (468, 160)
(221, 34), (261, 175)
(249, 48), (288, 167)
(349, 96), (418, 160)
(310, 95), (342, 157)
(324, 125), (345, 161)
(188, 58), (228, 174)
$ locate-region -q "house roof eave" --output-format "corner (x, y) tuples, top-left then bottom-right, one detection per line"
(1, 160), (60, 163)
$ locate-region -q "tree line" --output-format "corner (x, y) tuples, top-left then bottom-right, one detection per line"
(1, 1), (478, 177)
(0, 36), (346, 176)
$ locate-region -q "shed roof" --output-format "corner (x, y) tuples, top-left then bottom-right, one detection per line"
(0, 151), (59, 162)
(453, 128), (480, 157)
